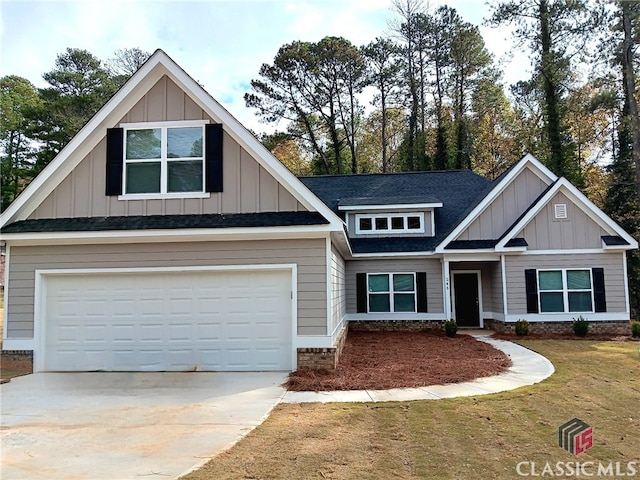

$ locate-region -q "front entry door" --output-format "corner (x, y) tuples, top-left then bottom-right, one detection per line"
(453, 272), (481, 327)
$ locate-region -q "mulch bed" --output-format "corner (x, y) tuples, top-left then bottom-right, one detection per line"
(285, 330), (512, 392)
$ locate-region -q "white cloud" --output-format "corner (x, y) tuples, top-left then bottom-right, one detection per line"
(1, 0), (526, 134)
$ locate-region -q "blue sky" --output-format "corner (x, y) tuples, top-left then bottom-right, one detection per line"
(0, 0), (527, 134)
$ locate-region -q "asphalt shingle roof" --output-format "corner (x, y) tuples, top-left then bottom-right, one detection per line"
(1, 211), (329, 233)
(300, 170), (494, 253)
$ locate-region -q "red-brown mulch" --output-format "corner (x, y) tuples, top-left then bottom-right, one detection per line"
(286, 330), (512, 392)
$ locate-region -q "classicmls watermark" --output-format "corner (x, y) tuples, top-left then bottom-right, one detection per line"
(558, 418), (593, 455)
(515, 418), (639, 477)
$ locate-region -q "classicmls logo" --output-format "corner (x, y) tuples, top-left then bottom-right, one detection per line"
(558, 418), (593, 455)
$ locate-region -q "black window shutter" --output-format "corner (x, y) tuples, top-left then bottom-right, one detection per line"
(525, 269), (539, 313)
(205, 123), (223, 192)
(356, 273), (367, 313)
(105, 128), (124, 196)
(592, 268), (607, 312)
(416, 272), (428, 313)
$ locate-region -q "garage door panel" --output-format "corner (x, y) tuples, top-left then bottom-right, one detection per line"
(43, 269), (292, 371)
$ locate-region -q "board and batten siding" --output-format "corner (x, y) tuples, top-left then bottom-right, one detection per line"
(28, 75), (305, 220)
(505, 253), (627, 315)
(330, 246), (346, 333)
(456, 167), (550, 241)
(516, 191), (607, 250)
(345, 259), (444, 313)
(6, 239), (327, 338)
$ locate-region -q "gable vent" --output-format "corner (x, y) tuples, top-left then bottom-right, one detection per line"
(554, 203), (567, 219)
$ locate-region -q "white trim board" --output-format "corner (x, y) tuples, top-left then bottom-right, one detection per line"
(435, 154), (557, 253)
(496, 178), (638, 250)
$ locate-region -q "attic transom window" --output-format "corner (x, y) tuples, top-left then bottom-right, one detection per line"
(356, 213), (424, 234)
(122, 121), (206, 196)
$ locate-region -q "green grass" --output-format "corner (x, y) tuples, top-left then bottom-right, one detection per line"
(181, 340), (640, 480)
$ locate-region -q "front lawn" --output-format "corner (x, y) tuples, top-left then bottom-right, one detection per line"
(182, 340), (640, 480)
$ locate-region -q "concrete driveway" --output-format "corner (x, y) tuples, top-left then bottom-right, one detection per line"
(1, 371), (288, 480)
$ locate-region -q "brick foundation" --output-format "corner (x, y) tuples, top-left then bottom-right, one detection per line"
(0, 350), (33, 375)
(296, 323), (348, 370)
(485, 319), (631, 335)
(348, 320), (447, 332)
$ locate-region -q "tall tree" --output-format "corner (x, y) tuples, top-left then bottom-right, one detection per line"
(32, 48), (117, 169)
(488, 0), (594, 184)
(245, 37), (366, 174)
(362, 38), (401, 172)
(470, 76), (519, 179)
(0, 76), (42, 210)
(450, 23), (493, 170)
(616, 0), (640, 202)
(391, 0), (427, 171)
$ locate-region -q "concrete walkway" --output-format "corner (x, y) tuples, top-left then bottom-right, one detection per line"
(282, 334), (555, 403)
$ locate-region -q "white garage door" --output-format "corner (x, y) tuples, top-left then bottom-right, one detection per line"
(42, 269), (292, 372)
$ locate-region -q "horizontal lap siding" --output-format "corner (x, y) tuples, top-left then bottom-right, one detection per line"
(505, 253), (627, 315)
(331, 247), (346, 332)
(345, 259), (443, 313)
(6, 239), (327, 338)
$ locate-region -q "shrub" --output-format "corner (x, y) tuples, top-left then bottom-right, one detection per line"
(631, 321), (640, 338)
(573, 316), (589, 337)
(444, 320), (458, 338)
(515, 319), (530, 336)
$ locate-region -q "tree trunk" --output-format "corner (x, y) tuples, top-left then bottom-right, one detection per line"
(539, 0), (565, 178)
(621, 1), (640, 202)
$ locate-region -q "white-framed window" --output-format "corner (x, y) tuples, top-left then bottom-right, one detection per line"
(356, 213), (424, 234)
(537, 269), (593, 313)
(367, 273), (416, 312)
(121, 120), (207, 198)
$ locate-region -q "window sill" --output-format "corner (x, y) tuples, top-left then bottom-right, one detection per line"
(118, 192), (212, 201)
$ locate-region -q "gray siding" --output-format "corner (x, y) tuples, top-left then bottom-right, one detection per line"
(29, 75), (304, 220)
(6, 239), (327, 338)
(457, 167), (550, 240)
(330, 246), (346, 332)
(505, 253), (627, 315)
(345, 259), (444, 313)
(517, 191), (607, 250)
(450, 261), (503, 314)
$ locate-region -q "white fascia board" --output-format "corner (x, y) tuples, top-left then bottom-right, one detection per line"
(0, 54), (169, 228)
(338, 202), (443, 211)
(435, 154), (557, 254)
(1, 224), (333, 247)
(496, 178), (638, 250)
(350, 251), (437, 259)
(156, 53), (345, 231)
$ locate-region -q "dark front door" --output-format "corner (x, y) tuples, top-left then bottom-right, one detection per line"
(453, 273), (480, 327)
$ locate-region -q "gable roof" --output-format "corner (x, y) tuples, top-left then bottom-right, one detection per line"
(435, 154), (557, 253)
(495, 177), (638, 250)
(0, 49), (343, 231)
(301, 170), (492, 254)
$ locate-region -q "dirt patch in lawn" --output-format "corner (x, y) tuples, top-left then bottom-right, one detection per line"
(286, 330), (512, 391)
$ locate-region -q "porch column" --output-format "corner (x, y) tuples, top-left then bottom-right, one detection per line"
(501, 254), (509, 319)
(442, 257), (452, 320)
